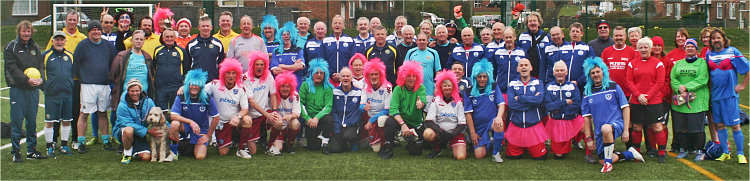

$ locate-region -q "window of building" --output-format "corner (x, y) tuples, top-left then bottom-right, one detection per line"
(717, 3), (723, 19)
(12, 0), (38, 16)
(666, 4), (673, 16)
(729, 2), (736, 20)
(474, 0), (482, 8)
(349, 1), (356, 19)
(218, 0), (244, 7)
(675, 4), (681, 19)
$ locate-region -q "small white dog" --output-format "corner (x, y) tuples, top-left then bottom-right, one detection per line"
(146, 107), (169, 162)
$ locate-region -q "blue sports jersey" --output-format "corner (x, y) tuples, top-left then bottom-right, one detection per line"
(304, 39), (324, 64)
(493, 46), (527, 93)
(405, 47), (441, 95)
(271, 46), (306, 89)
(448, 43), (489, 78)
(322, 34), (356, 74)
(171, 96), (220, 132)
(266, 41), (280, 56)
(353, 34), (375, 54)
(464, 87), (505, 127)
(706, 46), (750, 101)
(581, 83), (629, 136)
(543, 81), (581, 120)
(506, 78), (545, 128)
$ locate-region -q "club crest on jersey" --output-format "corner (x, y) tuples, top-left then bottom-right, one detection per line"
(30, 50), (36, 55)
(343, 43), (349, 47)
(530, 86), (536, 92)
(336, 96), (340, 99)
(353, 97), (358, 102)
(233, 89), (239, 95)
(473, 52), (479, 57)
(451, 102), (457, 107)
(514, 86), (520, 90)
(473, 99), (478, 104)
(426, 55), (431, 60)
(565, 91), (572, 97)
(385, 50), (391, 54)
(515, 56), (520, 61)
(489, 94), (495, 101)
(183, 106), (188, 111)
(605, 94), (612, 100)
(172, 52), (178, 57)
(553, 92), (557, 95)
(209, 44), (215, 49)
(578, 50), (584, 55)
(63, 56), (69, 61)
(378, 89), (384, 95)
(310, 48), (315, 51)
(200, 106), (206, 112)
(456, 53), (462, 56)
(459, 85), (465, 90)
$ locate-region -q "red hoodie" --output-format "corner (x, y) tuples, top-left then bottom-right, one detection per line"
(626, 56), (665, 105)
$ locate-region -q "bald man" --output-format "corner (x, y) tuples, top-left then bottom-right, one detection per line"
(448, 27), (489, 78)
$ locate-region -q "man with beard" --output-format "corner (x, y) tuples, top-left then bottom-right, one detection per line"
(124, 17), (162, 55)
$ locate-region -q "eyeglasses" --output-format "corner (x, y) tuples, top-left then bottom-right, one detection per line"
(103, 21), (114, 24)
(598, 26), (609, 30)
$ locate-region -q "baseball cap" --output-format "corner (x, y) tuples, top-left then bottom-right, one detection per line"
(52, 31), (67, 39)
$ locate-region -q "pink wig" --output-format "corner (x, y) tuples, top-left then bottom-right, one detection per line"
(152, 7), (175, 34)
(396, 61), (423, 92)
(434, 70), (462, 102)
(274, 71), (298, 104)
(363, 58), (391, 93)
(349, 53), (367, 69)
(219, 58), (243, 90)
(244, 51), (271, 81)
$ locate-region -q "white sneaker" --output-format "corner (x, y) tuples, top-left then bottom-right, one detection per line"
(266, 147), (282, 156)
(71, 142), (79, 150)
(236, 148), (253, 159)
(601, 162), (613, 173)
(628, 147), (645, 163)
(493, 153), (504, 163)
(163, 151), (178, 162)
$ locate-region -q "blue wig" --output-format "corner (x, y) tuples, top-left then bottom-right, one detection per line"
(275, 21), (299, 54)
(582, 57), (612, 96)
(305, 58), (334, 93)
(261, 14), (280, 43)
(470, 59), (495, 97)
(183, 69), (209, 104)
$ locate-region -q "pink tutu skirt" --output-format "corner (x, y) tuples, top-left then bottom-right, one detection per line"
(545, 116), (584, 143)
(505, 122), (549, 147)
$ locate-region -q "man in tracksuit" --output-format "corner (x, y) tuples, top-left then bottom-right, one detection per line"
(322, 15), (356, 84)
(540, 25), (594, 86)
(188, 16), (225, 81)
(494, 28), (527, 96)
(329, 68), (364, 153)
(42, 31), (76, 158)
(304, 21), (327, 64)
(517, 12), (550, 78)
(153, 29), (190, 111)
(366, 25), (399, 85)
(448, 28), (489, 78)
(5, 21), (47, 162)
(505, 59), (548, 160)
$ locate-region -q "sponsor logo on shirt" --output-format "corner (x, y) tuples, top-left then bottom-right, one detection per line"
(219, 97), (238, 104)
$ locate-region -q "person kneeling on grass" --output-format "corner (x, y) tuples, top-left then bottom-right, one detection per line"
(423, 70), (467, 160)
(328, 68), (365, 153)
(504, 58), (548, 160)
(168, 69), (220, 160)
(114, 78), (165, 164)
(361, 58), (393, 153)
(299, 59), (335, 154)
(543, 60), (584, 159)
(267, 71), (302, 155)
(464, 59), (506, 162)
(379, 61), (427, 159)
(581, 57), (644, 173)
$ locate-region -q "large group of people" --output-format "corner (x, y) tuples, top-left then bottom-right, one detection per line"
(5, 4), (748, 173)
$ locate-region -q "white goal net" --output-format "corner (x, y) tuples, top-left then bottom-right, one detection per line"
(52, 4), (153, 32)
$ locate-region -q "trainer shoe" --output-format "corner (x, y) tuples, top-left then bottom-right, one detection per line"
(584, 153), (598, 164)
(47, 148), (56, 158)
(26, 150), (47, 159)
(284, 143), (296, 154)
(647, 148), (657, 158)
(85, 137), (98, 146)
(121, 155), (132, 164)
(12, 152), (23, 163)
(163, 151), (178, 162)
(694, 150), (705, 162)
(60, 146), (73, 155)
(573, 141), (584, 150)
(600, 162), (613, 173)
(738, 154), (747, 164)
(493, 153), (504, 163)
(379, 144), (394, 159)
(425, 149), (442, 159)
(102, 143), (116, 151)
(321, 143), (331, 154)
(266, 146), (282, 156)
(71, 141), (79, 150)
(675, 148), (688, 159)
(77, 144), (87, 154)
(236, 148), (253, 159)
(715, 153), (731, 161)
(657, 155), (666, 163)
(628, 147), (645, 163)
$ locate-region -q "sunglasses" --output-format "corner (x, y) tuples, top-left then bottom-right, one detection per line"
(120, 15), (130, 20)
(103, 21), (114, 24)
(598, 26), (609, 30)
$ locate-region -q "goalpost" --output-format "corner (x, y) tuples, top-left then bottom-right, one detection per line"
(52, 4), (153, 32)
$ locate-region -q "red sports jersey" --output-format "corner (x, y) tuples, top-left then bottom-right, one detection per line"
(662, 48), (686, 102)
(700, 46), (710, 59)
(626, 56), (665, 105)
(601, 45), (638, 96)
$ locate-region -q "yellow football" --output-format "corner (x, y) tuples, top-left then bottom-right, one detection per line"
(24, 67), (41, 79)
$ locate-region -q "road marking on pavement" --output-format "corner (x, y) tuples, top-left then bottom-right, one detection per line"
(740, 104), (749, 110)
(667, 152), (723, 181)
